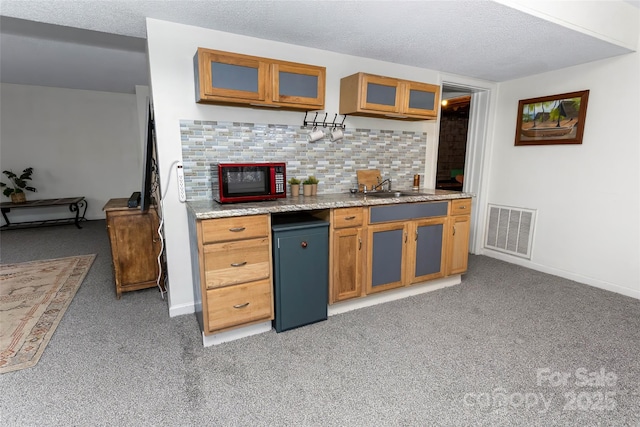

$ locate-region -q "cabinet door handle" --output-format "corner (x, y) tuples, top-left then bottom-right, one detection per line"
(358, 237), (362, 250)
(230, 261), (247, 267)
(415, 230), (419, 241)
(233, 302), (250, 309)
(344, 216), (356, 220)
(453, 225), (456, 236)
(404, 232), (407, 243)
(229, 227), (246, 232)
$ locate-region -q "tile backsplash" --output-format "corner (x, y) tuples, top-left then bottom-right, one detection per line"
(180, 120), (426, 201)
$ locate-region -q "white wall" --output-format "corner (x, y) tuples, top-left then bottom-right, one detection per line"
(145, 19), (444, 315)
(486, 47), (640, 298)
(0, 83), (142, 222)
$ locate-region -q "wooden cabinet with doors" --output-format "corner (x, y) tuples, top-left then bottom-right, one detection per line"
(366, 221), (408, 293)
(408, 216), (447, 283)
(192, 214), (274, 335)
(329, 207), (366, 303)
(447, 198), (472, 275)
(365, 201), (449, 294)
(339, 72), (440, 120)
(194, 48), (325, 110)
(103, 198), (162, 299)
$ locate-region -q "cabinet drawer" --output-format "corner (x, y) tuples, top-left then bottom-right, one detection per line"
(201, 215), (269, 243)
(333, 207), (364, 228)
(206, 279), (273, 332)
(451, 199), (472, 216)
(204, 237), (270, 288)
(369, 201), (448, 223)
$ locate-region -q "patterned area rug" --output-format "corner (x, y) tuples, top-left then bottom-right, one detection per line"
(0, 254), (96, 374)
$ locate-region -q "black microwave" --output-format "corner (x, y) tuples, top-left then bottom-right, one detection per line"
(212, 162), (286, 203)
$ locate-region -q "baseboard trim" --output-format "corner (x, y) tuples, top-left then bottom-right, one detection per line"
(202, 321), (272, 347)
(179, 276), (464, 345)
(328, 275), (462, 316)
(168, 302), (195, 318)
(480, 250), (640, 300)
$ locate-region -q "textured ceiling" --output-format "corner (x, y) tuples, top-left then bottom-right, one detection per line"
(0, 0), (637, 94)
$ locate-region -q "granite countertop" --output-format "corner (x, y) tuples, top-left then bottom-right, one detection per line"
(187, 189), (473, 219)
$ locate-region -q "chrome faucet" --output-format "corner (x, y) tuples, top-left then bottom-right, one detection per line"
(372, 177), (392, 192)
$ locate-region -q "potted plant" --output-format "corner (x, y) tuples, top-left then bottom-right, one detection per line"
(1, 167), (37, 203)
(307, 175), (319, 195)
(288, 177), (300, 196)
(302, 177), (313, 196)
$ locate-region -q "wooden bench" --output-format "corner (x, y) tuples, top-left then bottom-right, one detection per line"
(0, 197), (87, 230)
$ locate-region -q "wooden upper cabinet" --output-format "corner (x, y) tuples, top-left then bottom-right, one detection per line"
(404, 80), (440, 117)
(194, 48), (325, 110)
(359, 74), (402, 114)
(271, 63), (325, 109)
(196, 49), (267, 102)
(340, 72), (440, 120)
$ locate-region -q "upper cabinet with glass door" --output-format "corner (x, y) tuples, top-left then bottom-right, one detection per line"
(339, 72), (440, 120)
(194, 48), (325, 111)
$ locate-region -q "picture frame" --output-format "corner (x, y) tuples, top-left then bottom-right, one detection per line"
(514, 90), (589, 146)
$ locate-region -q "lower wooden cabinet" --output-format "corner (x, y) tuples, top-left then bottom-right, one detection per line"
(447, 199), (472, 275)
(331, 227), (365, 302)
(191, 214), (274, 335)
(330, 207), (365, 303)
(366, 222), (407, 294)
(408, 217), (447, 283)
(103, 198), (162, 299)
(365, 201), (450, 294)
(365, 212), (448, 294)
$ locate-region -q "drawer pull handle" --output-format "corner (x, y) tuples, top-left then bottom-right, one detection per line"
(231, 261), (247, 267)
(459, 206), (466, 209)
(233, 302), (250, 309)
(301, 241), (308, 248)
(344, 216), (356, 220)
(229, 227), (246, 232)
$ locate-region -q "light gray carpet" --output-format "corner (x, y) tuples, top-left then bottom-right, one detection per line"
(0, 220), (639, 426)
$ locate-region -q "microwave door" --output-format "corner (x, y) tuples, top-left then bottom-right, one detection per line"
(229, 181), (265, 194)
(224, 168), (269, 197)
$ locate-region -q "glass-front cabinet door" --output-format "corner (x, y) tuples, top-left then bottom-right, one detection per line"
(403, 81), (440, 118)
(360, 74), (402, 114)
(199, 50), (267, 102)
(272, 63), (325, 109)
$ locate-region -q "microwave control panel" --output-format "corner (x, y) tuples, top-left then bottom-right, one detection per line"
(275, 166), (285, 194)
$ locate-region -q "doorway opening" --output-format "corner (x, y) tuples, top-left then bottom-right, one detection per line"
(435, 94), (471, 191)
(435, 81), (493, 254)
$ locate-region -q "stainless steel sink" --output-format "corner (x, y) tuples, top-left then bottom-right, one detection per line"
(365, 191), (413, 198)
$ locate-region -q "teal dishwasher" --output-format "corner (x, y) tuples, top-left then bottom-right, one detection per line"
(271, 213), (329, 333)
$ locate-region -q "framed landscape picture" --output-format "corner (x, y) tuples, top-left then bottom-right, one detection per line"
(515, 90), (589, 146)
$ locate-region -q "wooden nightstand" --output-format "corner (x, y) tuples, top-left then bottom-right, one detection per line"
(103, 198), (162, 299)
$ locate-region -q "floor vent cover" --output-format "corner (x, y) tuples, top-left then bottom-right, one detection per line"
(485, 204), (536, 259)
